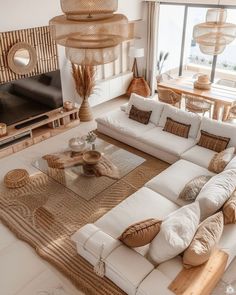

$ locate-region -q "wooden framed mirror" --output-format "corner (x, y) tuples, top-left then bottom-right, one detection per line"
(7, 42), (37, 75)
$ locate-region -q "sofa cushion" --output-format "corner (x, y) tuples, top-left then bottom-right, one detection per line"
(119, 219), (162, 248)
(136, 269), (174, 295)
(148, 202), (200, 265)
(181, 145), (217, 169)
(159, 104), (201, 139)
(156, 256), (183, 281)
(126, 93), (164, 125)
(105, 245), (154, 295)
(179, 175), (212, 202)
(96, 110), (156, 139)
(97, 123), (180, 164)
(71, 224), (121, 262)
(183, 212), (224, 268)
(129, 105), (152, 125)
(163, 117), (191, 138)
(145, 160), (214, 206)
(197, 130), (230, 152)
(142, 127), (196, 157)
(223, 190), (236, 225)
(197, 169), (236, 220)
(95, 187), (179, 239)
(198, 117), (236, 148)
(208, 147), (235, 174)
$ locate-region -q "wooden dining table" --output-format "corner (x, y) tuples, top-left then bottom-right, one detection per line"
(158, 77), (236, 121)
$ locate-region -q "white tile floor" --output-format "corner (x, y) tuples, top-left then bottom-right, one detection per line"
(0, 97), (235, 295)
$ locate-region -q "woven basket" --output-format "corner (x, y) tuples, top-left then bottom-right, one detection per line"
(127, 77), (151, 97)
(4, 169), (30, 189)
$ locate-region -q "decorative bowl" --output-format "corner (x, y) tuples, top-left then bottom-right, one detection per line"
(83, 150), (101, 165)
(69, 137), (86, 152)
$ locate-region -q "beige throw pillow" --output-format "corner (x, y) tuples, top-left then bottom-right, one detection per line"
(129, 105), (152, 125)
(183, 212), (224, 268)
(208, 147), (235, 174)
(197, 130), (230, 153)
(119, 218), (162, 248)
(179, 175), (212, 202)
(223, 190), (236, 225)
(163, 117), (191, 138)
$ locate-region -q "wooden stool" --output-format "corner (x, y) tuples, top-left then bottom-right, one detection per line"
(4, 169), (30, 189)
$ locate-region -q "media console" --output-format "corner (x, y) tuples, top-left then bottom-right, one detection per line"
(0, 107), (80, 159)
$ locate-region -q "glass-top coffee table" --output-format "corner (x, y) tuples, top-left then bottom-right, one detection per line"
(32, 138), (145, 201)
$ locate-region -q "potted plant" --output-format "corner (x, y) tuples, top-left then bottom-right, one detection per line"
(72, 63), (96, 122)
(156, 51), (169, 84)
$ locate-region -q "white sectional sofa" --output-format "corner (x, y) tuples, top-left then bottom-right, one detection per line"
(72, 94), (236, 295)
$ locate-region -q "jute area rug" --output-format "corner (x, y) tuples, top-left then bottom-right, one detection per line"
(0, 133), (169, 295)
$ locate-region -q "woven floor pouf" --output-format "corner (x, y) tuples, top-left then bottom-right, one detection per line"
(4, 169), (30, 189)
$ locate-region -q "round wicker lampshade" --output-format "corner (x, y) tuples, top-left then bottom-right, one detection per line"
(50, 0), (132, 65)
(61, 0), (118, 20)
(193, 8), (236, 55)
(66, 45), (120, 65)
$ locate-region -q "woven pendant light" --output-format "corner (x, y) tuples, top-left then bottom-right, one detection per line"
(193, 8), (236, 55)
(50, 0), (133, 65)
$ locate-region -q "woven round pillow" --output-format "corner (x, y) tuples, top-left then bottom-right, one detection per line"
(4, 169), (30, 189)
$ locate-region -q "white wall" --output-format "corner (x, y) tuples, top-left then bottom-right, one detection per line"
(0, 0), (144, 106)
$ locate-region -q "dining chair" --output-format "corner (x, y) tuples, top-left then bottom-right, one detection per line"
(157, 87), (182, 108)
(216, 79), (236, 88)
(216, 79), (236, 120)
(184, 95), (213, 118)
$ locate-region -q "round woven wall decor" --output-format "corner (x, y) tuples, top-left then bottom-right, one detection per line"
(4, 169), (30, 189)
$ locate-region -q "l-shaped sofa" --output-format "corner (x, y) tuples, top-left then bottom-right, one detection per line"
(72, 94), (236, 295)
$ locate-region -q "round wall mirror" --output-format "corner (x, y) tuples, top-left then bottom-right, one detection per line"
(7, 42), (37, 75)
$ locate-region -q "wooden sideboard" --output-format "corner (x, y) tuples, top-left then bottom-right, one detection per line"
(0, 107), (80, 159)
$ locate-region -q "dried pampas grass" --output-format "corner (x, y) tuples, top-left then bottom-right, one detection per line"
(71, 63), (96, 122)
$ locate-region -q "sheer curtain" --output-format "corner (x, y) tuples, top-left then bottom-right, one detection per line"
(145, 0), (160, 95)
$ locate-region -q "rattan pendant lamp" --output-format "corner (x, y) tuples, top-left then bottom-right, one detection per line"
(50, 0), (133, 65)
(193, 5), (236, 55)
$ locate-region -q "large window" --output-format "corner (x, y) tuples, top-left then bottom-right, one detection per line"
(157, 3), (236, 86)
(158, 5), (185, 75)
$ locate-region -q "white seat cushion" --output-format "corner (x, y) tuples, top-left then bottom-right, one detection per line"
(159, 104), (202, 139)
(105, 245), (154, 295)
(126, 93), (165, 125)
(181, 145), (216, 169)
(136, 269), (174, 295)
(96, 110), (156, 139)
(142, 127), (196, 158)
(157, 256), (183, 281)
(145, 159), (214, 206)
(95, 187), (179, 239)
(199, 117), (236, 148)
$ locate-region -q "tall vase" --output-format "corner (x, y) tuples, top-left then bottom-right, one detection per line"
(79, 97), (93, 122)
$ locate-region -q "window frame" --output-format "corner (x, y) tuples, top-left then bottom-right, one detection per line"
(159, 2), (236, 82)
